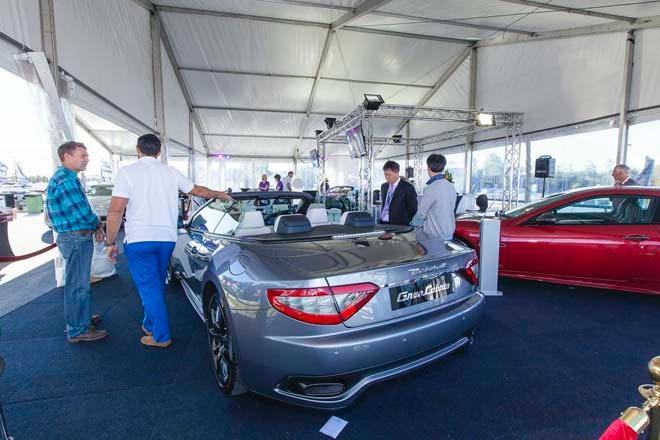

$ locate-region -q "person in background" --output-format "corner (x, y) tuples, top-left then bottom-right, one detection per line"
(274, 174), (283, 191)
(104, 134), (231, 348)
(283, 171), (294, 191)
(476, 194), (488, 213)
(258, 174), (270, 191)
(46, 141), (107, 343)
(379, 160), (417, 225)
(416, 154), (456, 240)
(319, 178), (329, 193)
(612, 164), (638, 187)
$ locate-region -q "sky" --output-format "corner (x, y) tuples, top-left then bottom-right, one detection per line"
(0, 67), (658, 184)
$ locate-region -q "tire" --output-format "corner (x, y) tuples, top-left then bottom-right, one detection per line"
(205, 291), (246, 396)
(165, 262), (178, 286)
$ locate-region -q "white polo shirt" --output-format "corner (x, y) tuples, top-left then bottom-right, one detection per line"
(112, 157), (195, 244)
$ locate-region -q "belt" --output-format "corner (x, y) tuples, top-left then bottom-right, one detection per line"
(69, 229), (94, 235)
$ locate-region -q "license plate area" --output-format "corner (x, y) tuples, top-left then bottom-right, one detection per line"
(389, 274), (454, 311)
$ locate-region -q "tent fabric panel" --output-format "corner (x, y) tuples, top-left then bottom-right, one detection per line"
(376, 0), (536, 21)
(476, 32), (626, 133)
(183, 70), (314, 110)
(323, 30), (468, 85)
(0, 0), (41, 75)
(511, 11), (610, 33)
(193, 122), (205, 153)
(630, 27), (660, 112)
(54, 0), (155, 132)
(155, 0), (354, 24)
(311, 78), (428, 115)
(161, 12), (328, 77)
(350, 14), (492, 41)
(206, 136), (297, 157)
(198, 109), (303, 137)
(552, 0), (660, 18)
(92, 130), (139, 156)
(162, 42), (191, 148)
(72, 87), (153, 139)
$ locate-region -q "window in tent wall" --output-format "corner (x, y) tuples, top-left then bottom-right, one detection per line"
(529, 127), (618, 200)
(627, 119), (660, 186)
(168, 156), (189, 179)
(193, 152), (208, 186)
(470, 146), (506, 205)
(325, 156), (360, 190)
(0, 67), (55, 181)
(443, 152), (465, 193)
(296, 161), (316, 190)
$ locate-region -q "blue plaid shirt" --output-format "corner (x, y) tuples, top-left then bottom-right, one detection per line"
(46, 167), (99, 233)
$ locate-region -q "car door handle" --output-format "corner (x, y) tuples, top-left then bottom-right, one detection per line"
(623, 234), (649, 242)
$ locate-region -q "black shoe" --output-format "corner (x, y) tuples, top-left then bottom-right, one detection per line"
(68, 328), (108, 343)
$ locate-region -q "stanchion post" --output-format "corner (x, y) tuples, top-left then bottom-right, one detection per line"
(478, 218), (502, 296)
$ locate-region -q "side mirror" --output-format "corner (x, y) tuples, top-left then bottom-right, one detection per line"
(535, 212), (557, 225)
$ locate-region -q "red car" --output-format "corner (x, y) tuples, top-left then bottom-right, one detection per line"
(454, 186), (660, 295)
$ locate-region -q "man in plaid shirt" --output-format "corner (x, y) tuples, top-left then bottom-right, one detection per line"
(47, 141), (107, 343)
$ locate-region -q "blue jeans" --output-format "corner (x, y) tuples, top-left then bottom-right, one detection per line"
(124, 241), (176, 343)
(56, 232), (94, 338)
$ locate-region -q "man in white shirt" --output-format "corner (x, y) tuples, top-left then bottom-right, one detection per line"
(104, 134), (231, 348)
(282, 171), (294, 191)
(416, 154), (456, 240)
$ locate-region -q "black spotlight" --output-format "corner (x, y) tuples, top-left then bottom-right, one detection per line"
(324, 118), (337, 129)
(315, 129), (323, 137)
(363, 94), (384, 110)
(392, 134), (402, 144)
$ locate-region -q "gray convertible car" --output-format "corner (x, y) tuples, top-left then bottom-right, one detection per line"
(170, 191), (484, 409)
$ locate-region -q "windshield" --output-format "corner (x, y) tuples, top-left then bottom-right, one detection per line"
(503, 192), (566, 218)
(90, 186), (113, 196)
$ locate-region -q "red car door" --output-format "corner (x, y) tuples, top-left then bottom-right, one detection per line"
(502, 194), (658, 293)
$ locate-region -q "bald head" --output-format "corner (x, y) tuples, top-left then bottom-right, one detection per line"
(612, 164), (630, 184)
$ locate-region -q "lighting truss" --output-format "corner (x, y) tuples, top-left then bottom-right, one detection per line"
(316, 103), (524, 211)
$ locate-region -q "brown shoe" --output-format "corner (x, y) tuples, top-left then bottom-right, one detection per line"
(140, 335), (171, 348)
(68, 328), (108, 343)
(141, 325), (152, 336)
(65, 315), (101, 333)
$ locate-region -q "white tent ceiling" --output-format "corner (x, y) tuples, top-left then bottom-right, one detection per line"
(1, 0), (660, 159)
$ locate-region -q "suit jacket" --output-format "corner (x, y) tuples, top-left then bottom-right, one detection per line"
(380, 179), (418, 225)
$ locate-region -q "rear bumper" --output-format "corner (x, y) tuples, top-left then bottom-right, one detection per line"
(232, 291), (485, 409)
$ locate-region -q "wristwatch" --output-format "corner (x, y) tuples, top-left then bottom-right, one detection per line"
(104, 240), (116, 247)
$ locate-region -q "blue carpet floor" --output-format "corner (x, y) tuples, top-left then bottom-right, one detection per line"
(1, 257), (659, 440)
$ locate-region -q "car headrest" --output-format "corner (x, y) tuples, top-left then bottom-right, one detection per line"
(340, 211), (375, 227)
(306, 207), (329, 225)
(274, 214), (312, 234)
(238, 210), (266, 228)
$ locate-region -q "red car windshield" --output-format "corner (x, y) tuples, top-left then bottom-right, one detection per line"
(502, 192), (566, 218)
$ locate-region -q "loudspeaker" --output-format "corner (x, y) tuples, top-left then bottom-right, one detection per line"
(535, 155), (555, 178)
(405, 166), (414, 179)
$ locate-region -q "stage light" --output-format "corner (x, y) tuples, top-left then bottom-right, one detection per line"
(315, 129), (324, 137)
(363, 94), (384, 110)
(475, 112), (495, 127)
(324, 118), (336, 129)
(392, 134), (402, 144)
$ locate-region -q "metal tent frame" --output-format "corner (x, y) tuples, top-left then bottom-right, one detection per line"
(316, 104), (523, 211)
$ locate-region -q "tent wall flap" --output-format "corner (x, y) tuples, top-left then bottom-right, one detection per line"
(54, 0), (155, 132)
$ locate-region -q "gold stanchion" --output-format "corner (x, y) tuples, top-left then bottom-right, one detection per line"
(617, 356), (660, 437)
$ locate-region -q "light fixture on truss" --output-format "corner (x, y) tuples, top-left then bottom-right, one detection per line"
(475, 112), (496, 127)
(363, 94), (384, 110)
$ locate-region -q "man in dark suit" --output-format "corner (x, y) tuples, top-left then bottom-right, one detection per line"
(611, 164), (640, 222)
(379, 161), (418, 225)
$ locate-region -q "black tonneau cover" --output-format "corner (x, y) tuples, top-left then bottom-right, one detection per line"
(244, 224), (412, 243)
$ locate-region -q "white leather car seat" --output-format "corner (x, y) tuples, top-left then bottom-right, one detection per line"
(306, 207), (329, 227)
(233, 211), (271, 237)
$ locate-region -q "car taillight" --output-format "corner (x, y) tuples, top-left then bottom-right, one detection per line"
(460, 257), (479, 285)
(266, 283), (379, 325)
